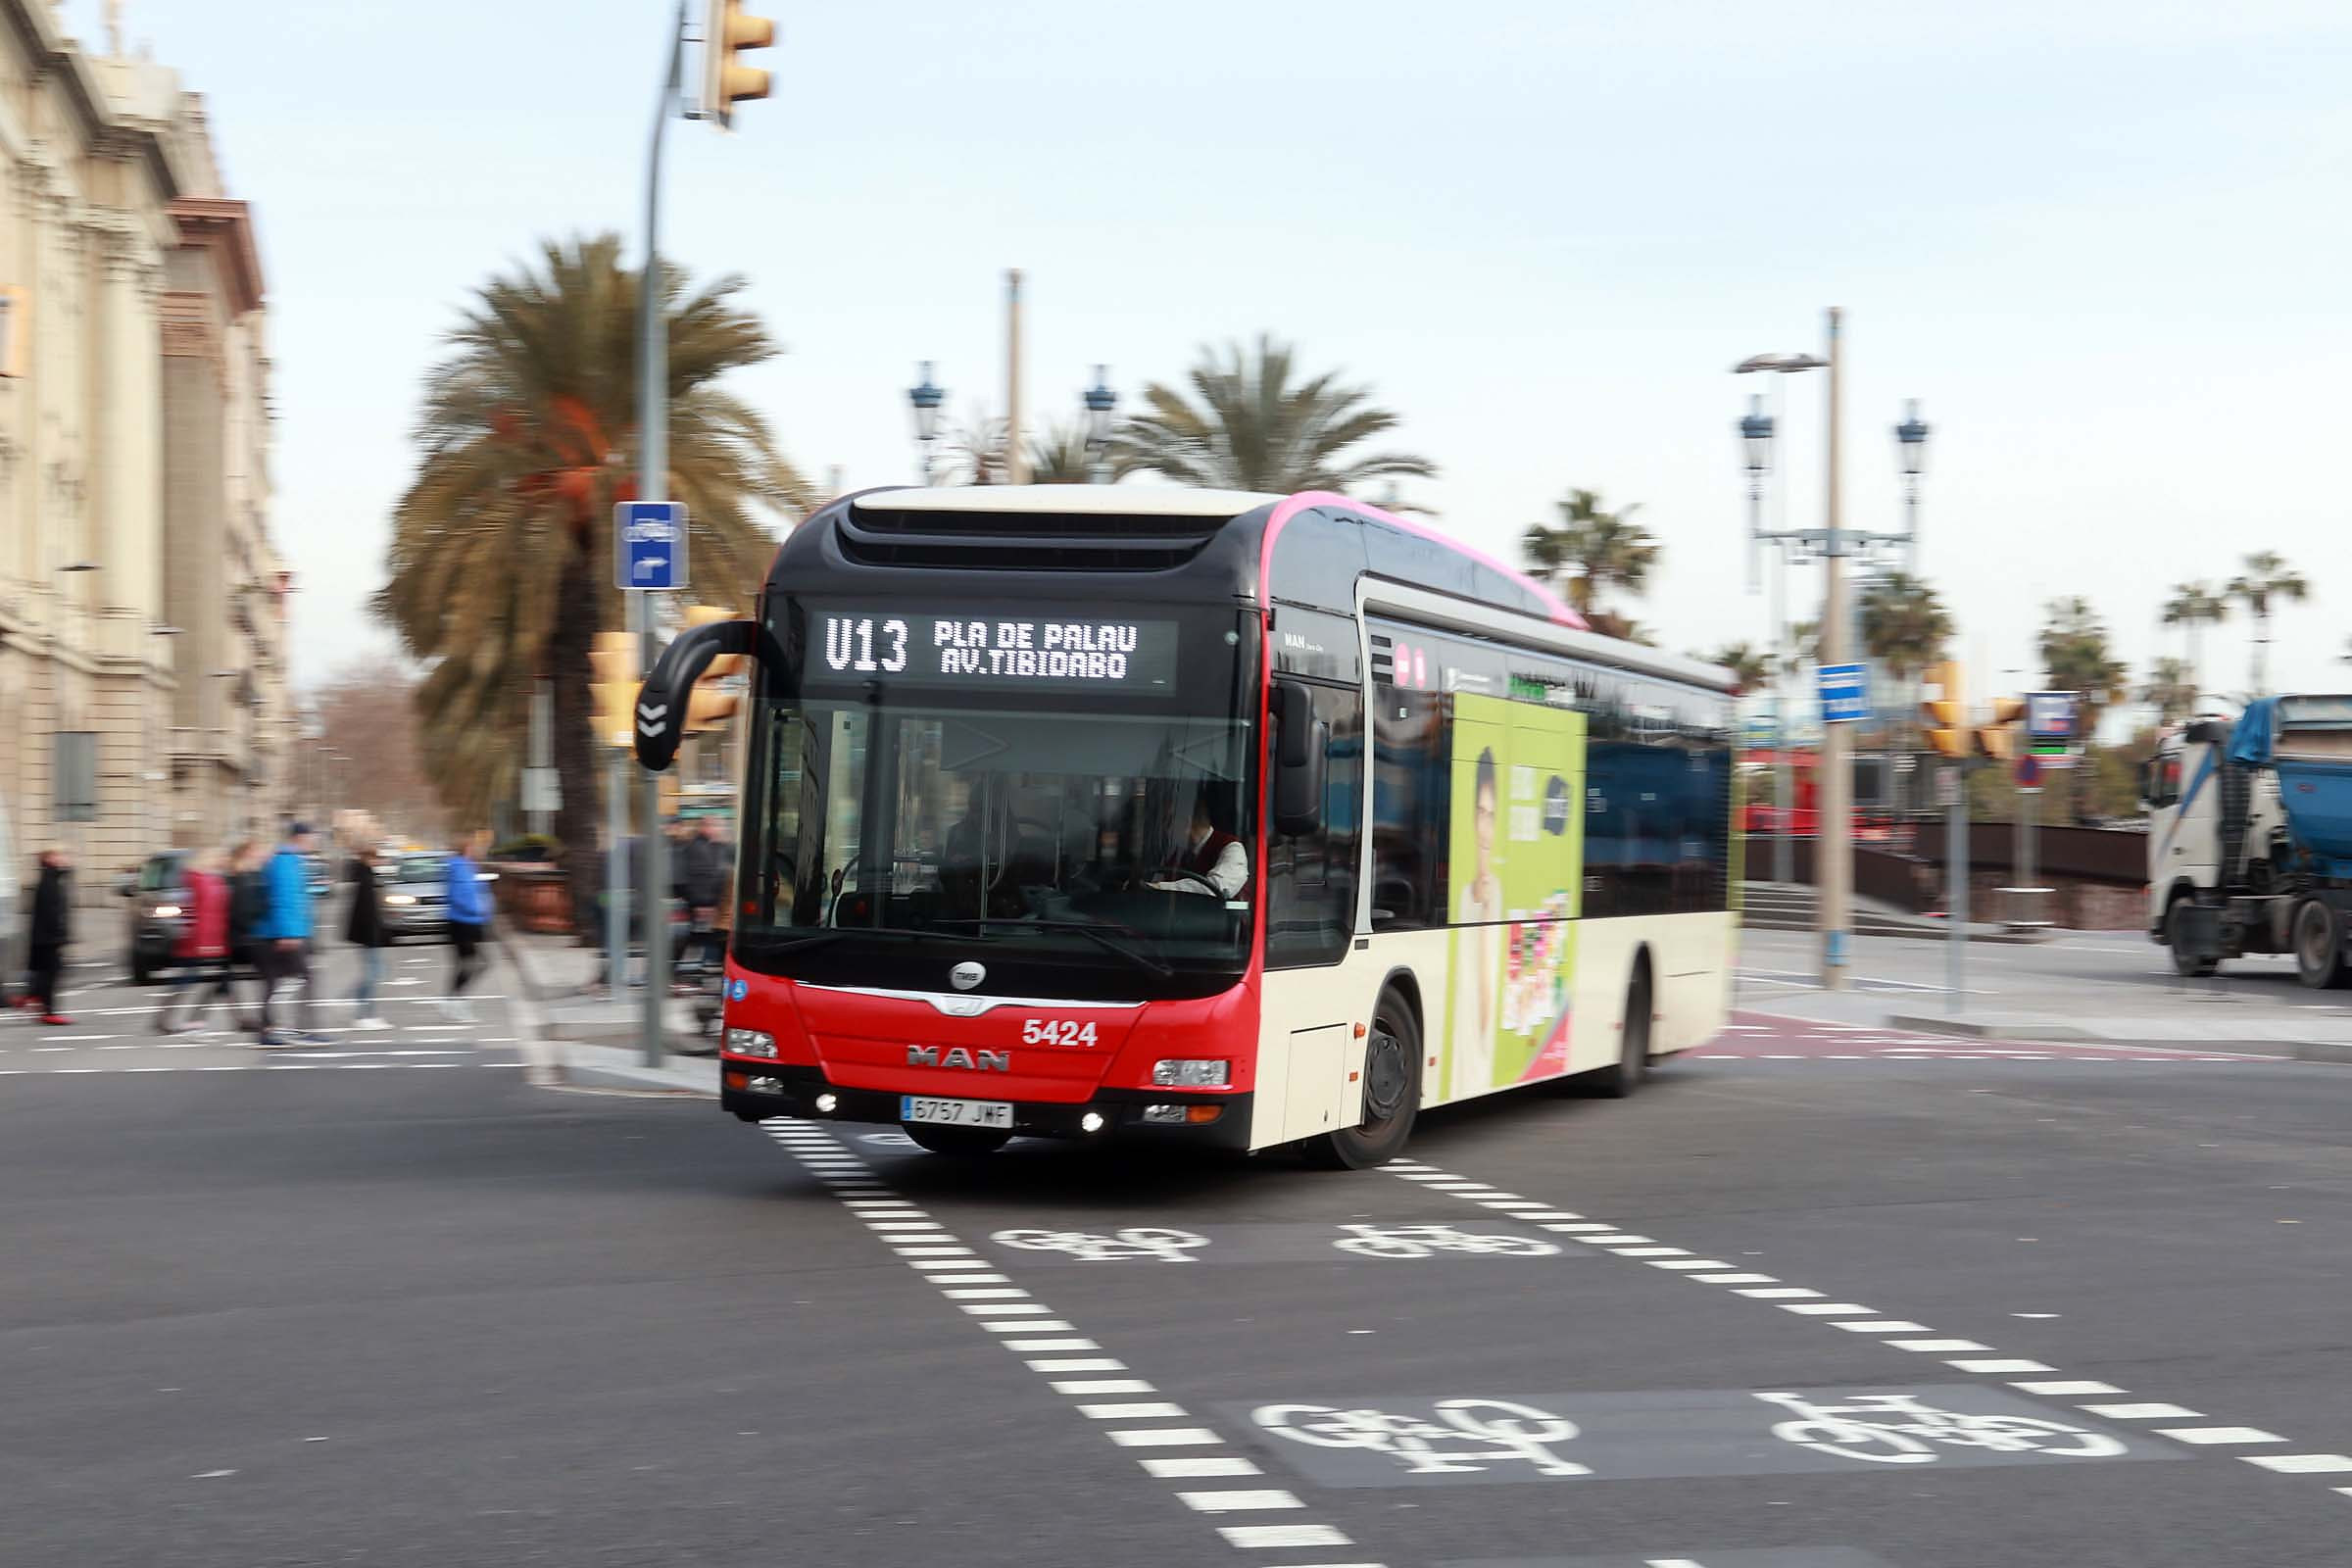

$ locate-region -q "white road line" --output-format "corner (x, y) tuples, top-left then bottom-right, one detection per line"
(1948, 1358), (2055, 1374)
(1886, 1339), (1990, 1353)
(2014, 1381), (2124, 1396)
(1026, 1358), (1125, 1372)
(1612, 1247), (1688, 1257)
(2157, 1427), (2288, 1446)
(2244, 1454), (2352, 1474)
(1733, 1287), (1821, 1299)
(1079, 1402), (1188, 1419)
(1142, 1456), (1261, 1479)
(2081, 1403), (2203, 1420)
(1005, 1339), (1100, 1352)
(1783, 1303), (1876, 1315)
(1215, 1523), (1344, 1546)
(1108, 1428), (1222, 1447)
(1834, 1320), (1930, 1333)
(1179, 1492), (1304, 1514)
(1690, 1272), (1778, 1284)
(1054, 1380), (1155, 1396)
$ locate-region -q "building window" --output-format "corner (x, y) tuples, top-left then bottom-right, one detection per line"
(55, 732), (98, 823)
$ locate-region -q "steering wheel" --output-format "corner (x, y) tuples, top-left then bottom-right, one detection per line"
(1154, 867), (1223, 896)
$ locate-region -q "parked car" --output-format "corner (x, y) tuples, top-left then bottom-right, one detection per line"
(377, 852), (451, 943)
(122, 851), (191, 985)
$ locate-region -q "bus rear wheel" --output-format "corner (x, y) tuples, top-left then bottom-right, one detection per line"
(1587, 965), (1652, 1099)
(1302, 989), (1420, 1170)
(905, 1123), (1013, 1157)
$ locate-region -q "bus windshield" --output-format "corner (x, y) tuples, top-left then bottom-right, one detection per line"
(739, 700), (1257, 980)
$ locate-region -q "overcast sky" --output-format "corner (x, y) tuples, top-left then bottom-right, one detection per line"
(85, 0), (2352, 715)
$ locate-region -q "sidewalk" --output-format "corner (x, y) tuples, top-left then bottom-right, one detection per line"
(496, 929), (718, 1097)
(1734, 937), (2352, 1063)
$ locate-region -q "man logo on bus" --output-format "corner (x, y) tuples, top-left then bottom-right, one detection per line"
(907, 1046), (1009, 1072)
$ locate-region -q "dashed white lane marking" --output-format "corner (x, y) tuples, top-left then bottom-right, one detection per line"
(759, 1120), (1378, 1562)
(1384, 1157), (2352, 1509)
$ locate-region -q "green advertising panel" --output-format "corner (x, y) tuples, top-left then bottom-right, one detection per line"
(1441, 694), (1587, 1100)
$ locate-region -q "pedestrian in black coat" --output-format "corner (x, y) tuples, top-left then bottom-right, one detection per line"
(26, 850), (73, 1024)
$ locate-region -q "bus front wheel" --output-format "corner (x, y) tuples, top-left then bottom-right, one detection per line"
(1302, 989), (1421, 1170)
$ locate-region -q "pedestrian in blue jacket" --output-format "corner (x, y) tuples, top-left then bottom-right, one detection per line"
(443, 829), (492, 1024)
(255, 822), (326, 1047)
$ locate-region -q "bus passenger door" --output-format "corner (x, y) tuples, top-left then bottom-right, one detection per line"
(1259, 681), (1370, 1145)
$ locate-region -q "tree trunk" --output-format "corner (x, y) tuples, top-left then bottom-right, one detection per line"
(548, 538), (604, 941)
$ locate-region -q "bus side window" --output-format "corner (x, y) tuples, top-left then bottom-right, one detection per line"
(1268, 684), (1363, 967)
(1371, 689), (1447, 929)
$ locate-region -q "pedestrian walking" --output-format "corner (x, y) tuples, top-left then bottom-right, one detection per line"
(443, 828), (491, 1024)
(157, 850), (233, 1035)
(676, 815), (729, 975)
(25, 849), (73, 1026)
(346, 841), (390, 1030)
(254, 822), (328, 1048)
(224, 840), (267, 1032)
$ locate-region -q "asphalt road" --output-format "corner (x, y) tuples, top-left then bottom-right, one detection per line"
(7, 942), (2352, 1567)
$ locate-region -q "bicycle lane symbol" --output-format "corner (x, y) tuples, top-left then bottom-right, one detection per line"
(1223, 1386), (2173, 1486)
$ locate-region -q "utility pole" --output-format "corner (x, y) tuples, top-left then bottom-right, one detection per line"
(1818, 307), (1852, 990)
(1004, 269), (1028, 484)
(635, 0), (686, 1066)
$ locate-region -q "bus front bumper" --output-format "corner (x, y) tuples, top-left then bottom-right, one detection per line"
(719, 1065), (1252, 1150)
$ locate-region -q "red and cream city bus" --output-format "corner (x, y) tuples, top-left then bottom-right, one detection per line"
(637, 487), (1738, 1167)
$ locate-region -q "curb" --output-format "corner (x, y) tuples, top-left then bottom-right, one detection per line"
(1885, 1011), (2352, 1064)
(492, 929), (717, 1096)
(1741, 918), (2052, 946)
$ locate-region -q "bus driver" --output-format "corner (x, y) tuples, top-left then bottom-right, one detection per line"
(1149, 794), (1249, 899)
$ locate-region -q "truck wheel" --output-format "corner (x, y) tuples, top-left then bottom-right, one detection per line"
(2292, 900), (2346, 989)
(2166, 900), (2219, 978)
(1301, 989), (1421, 1170)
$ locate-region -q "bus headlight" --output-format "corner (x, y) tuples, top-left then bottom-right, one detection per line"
(385, 894), (417, 906)
(723, 1028), (776, 1058)
(1152, 1059), (1229, 1088)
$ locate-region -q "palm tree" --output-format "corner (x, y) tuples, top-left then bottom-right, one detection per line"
(2159, 580), (2228, 698)
(2139, 656), (2198, 726)
(1107, 334), (1436, 495)
(1026, 418), (1097, 484)
(1859, 571), (1954, 681)
(940, 405), (1010, 486)
(374, 233), (812, 927)
(2227, 551), (2309, 694)
(1520, 490), (1659, 624)
(2038, 596), (2131, 823)
(1701, 642), (1773, 693)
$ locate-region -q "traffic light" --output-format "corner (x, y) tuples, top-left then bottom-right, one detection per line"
(589, 630), (639, 750)
(1977, 697), (2026, 762)
(1920, 662), (1968, 760)
(703, 0), (774, 129)
(680, 605), (743, 734)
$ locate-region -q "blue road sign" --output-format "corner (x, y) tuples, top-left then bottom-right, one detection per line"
(614, 501), (689, 592)
(1817, 662), (1870, 724)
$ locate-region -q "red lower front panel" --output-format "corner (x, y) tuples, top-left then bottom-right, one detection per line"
(722, 966), (1259, 1104)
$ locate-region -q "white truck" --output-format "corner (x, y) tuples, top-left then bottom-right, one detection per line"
(2146, 695), (2352, 986)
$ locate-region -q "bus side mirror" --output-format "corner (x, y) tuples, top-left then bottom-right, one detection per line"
(1271, 679), (1328, 837)
(637, 617), (760, 773)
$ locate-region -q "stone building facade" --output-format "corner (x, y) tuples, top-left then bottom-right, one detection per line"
(1, 0), (287, 911)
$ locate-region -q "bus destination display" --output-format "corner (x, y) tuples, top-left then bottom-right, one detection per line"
(812, 612), (1178, 692)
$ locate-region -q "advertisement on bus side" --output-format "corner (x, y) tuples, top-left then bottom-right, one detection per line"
(1442, 694), (1585, 1100)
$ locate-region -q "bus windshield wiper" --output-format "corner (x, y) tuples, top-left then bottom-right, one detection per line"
(1004, 919), (1175, 979)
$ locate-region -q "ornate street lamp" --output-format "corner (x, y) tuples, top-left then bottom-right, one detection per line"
(1082, 366), (1117, 485)
(906, 363), (945, 484)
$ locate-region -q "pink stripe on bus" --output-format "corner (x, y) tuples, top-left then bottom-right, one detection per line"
(1255, 490), (1586, 630)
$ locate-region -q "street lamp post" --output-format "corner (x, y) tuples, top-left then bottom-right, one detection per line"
(1737, 395), (1794, 887)
(907, 363), (945, 484)
(1894, 399), (1930, 573)
(1082, 366), (1117, 485)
